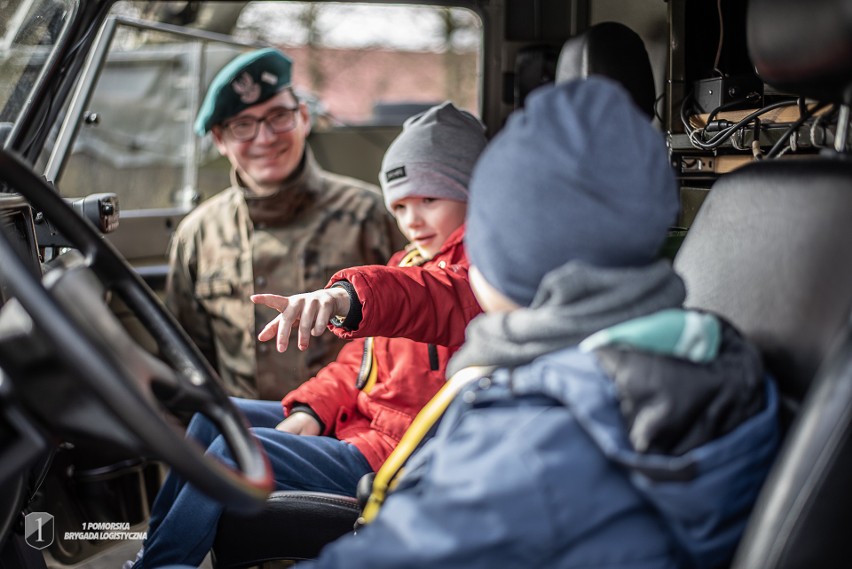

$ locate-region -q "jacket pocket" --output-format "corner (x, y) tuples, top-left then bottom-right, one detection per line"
(195, 277), (235, 298)
(194, 277), (248, 337)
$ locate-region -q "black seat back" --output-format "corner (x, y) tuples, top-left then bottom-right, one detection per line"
(674, 0), (852, 566)
(675, 159), (852, 410)
(676, 158), (852, 569)
(555, 21), (656, 119)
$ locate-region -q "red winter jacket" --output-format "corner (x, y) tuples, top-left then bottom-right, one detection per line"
(281, 226), (481, 471)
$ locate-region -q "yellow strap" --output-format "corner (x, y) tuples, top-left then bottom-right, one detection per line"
(355, 337), (374, 390)
(399, 248), (422, 267)
(361, 339), (379, 393)
(360, 365), (494, 524)
(355, 251), (416, 392)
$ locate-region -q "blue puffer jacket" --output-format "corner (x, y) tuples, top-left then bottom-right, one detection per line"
(302, 340), (780, 569)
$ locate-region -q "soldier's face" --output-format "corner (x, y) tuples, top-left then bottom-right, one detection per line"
(212, 90), (311, 196)
(391, 197), (467, 259)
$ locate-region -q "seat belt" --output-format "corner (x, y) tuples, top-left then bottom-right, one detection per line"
(354, 248), (422, 393)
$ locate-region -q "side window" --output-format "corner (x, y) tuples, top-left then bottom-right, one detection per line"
(55, 21), (256, 210)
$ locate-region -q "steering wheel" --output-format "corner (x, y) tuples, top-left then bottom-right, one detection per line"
(0, 148), (272, 512)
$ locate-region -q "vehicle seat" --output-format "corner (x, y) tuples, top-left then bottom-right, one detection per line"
(513, 22), (657, 116)
(212, 491), (360, 567)
(513, 45), (560, 108)
(554, 21), (684, 261)
(673, 0), (852, 567)
(675, 156), (852, 569)
(555, 21), (656, 119)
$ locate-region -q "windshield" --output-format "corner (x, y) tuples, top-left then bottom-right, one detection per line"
(0, 0), (73, 139)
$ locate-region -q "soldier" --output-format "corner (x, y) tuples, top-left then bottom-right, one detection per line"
(166, 47), (405, 400)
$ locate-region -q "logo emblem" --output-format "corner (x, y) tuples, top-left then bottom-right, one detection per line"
(385, 166), (407, 182)
(232, 72), (261, 104)
(24, 512), (54, 550)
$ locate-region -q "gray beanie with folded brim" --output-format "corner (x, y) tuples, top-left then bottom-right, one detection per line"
(466, 77), (679, 307)
(379, 102), (488, 210)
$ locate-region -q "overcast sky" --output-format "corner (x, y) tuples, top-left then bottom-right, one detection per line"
(237, 3), (481, 51)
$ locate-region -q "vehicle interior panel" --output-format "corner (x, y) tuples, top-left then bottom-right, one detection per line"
(0, 0), (850, 567)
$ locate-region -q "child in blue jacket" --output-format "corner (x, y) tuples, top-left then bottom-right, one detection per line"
(294, 77), (780, 569)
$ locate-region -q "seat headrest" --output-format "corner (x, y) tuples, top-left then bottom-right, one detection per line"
(674, 158), (852, 404)
(514, 46), (560, 108)
(748, 0), (852, 103)
(555, 22), (656, 119)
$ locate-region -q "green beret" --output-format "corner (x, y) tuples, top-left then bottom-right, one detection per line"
(194, 47), (293, 136)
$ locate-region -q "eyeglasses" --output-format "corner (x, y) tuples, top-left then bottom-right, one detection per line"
(222, 106), (299, 142)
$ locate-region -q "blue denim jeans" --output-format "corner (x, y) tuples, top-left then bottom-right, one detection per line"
(135, 398), (372, 569)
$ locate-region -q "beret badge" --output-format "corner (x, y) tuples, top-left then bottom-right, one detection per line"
(232, 72), (261, 104)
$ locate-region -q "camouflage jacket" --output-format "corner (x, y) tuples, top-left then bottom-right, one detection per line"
(165, 149), (405, 399)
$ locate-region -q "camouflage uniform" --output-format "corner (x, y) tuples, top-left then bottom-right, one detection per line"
(166, 149), (405, 400)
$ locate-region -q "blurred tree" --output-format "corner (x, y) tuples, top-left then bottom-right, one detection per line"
(297, 3), (327, 93)
(141, 1), (328, 91)
(438, 7), (479, 106)
(131, 2), (480, 119)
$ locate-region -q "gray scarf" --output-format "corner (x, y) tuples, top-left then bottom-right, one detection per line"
(447, 259), (686, 376)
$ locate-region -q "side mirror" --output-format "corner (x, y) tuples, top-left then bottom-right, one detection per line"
(69, 193), (120, 234)
(35, 193), (120, 247)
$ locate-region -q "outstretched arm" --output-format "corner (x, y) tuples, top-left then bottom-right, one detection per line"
(252, 256), (481, 352)
(333, 263), (481, 347)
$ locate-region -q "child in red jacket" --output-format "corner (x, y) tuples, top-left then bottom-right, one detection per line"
(127, 102), (485, 569)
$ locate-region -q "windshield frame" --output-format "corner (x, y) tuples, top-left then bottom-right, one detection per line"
(3, 0), (115, 165)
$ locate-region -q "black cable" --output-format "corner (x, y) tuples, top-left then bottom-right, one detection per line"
(682, 94), (798, 150)
(705, 100), (797, 147)
(653, 91), (665, 124)
(706, 91), (762, 125)
(765, 102), (832, 159)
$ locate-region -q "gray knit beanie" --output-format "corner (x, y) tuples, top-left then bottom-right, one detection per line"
(466, 77), (679, 307)
(379, 102), (487, 211)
